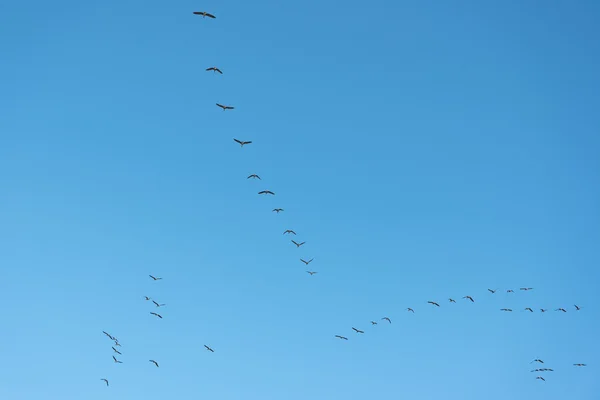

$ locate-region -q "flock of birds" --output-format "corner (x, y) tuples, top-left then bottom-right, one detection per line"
(94, 8), (590, 390)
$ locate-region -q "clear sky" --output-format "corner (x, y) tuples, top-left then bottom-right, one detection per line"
(1, 1), (599, 399)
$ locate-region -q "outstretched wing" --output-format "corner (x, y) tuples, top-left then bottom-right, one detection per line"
(234, 139), (242, 144)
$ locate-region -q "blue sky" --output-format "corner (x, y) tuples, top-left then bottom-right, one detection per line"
(1, 0), (599, 399)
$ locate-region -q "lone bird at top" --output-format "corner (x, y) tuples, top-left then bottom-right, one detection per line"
(258, 190), (275, 195)
(206, 66), (222, 74)
(216, 103), (234, 111)
(204, 345), (215, 353)
(193, 11), (216, 18)
(149, 360), (159, 367)
(463, 296), (474, 302)
(247, 174), (261, 180)
(428, 301), (440, 307)
(291, 240), (306, 248)
(352, 327), (364, 334)
(273, 208), (284, 213)
(234, 139), (252, 147)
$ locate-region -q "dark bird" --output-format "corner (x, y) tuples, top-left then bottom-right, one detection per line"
(371, 321), (378, 325)
(524, 307), (534, 312)
(113, 340), (121, 347)
(283, 230), (296, 235)
(463, 296), (475, 302)
(206, 66), (222, 74)
(555, 308), (567, 313)
(112, 356), (122, 364)
(204, 345), (214, 352)
(382, 317), (392, 324)
(300, 258), (314, 265)
(520, 287), (534, 291)
(500, 308), (513, 312)
(112, 347), (121, 355)
(103, 331), (115, 341)
(217, 103), (234, 111)
(149, 275), (162, 281)
(488, 288), (497, 294)
(306, 271), (317, 275)
(428, 301), (440, 307)
(100, 378), (109, 387)
(149, 360), (159, 367)
(193, 11), (216, 18)
(247, 174), (261, 180)
(574, 363), (587, 367)
(540, 309), (548, 312)
(144, 296), (151, 301)
(531, 359), (544, 364)
(536, 376), (545, 382)
(150, 312), (163, 319)
(152, 300), (166, 308)
(291, 240), (306, 248)
(335, 335), (348, 340)
(449, 298), (456, 303)
(541, 368), (554, 372)
(574, 305), (581, 311)
(507, 289), (514, 293)
(352, 327), (364, 334)
(258, 190), (274, 195)
(234, 138), (252, 147)
(407, 308), (415, 313)
(273, 208), (284, 213)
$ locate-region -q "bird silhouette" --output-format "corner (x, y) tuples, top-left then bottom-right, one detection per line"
(500, 308), (513, 312)
(573, 363), (587, 367)
(555, 308), (567, 313)
(100, 378), (109, 386)
(234, 139), (252, 147)
(488, 288), (497, 294)
(531, 359), (544, 364)
(112, 347), (121, 355)
(382, 317), (391, 324)
(272, 208), (284, 213)
(428, 301), (440, 307)
(144, 296), (151, 301)
(149, 275), (162, 281)
(524, 308), (534, 312)
(283, 230), (296, 235)
(352, 327), (364, 334)
(204, 345), (215, 352)
(113, 340), (121, 347)
(536, 376), (545, 382)
(258, 190), (274, 195)
(306, 271), (317, 275)
(206, 66), (222, 74)
(300, 258), (314, 265)
(370, 321), (378, 325)
(335, 335), (348, 340)
(507, 289), (514, 293)
(217, 103), (234, 110)
(463, 296), (474, 302)
(193, 11), (216, 18)
(574, 305), (582, 311)
(520, 287), (534, 291)
(149, 360), (159, 367)
(407, 308), (415, 313)
(291, 240), (306, 248)
(150, 312), (163, 319)
(152, 300), (166, 308)
(449, 298), (456, 303)
(103, 331), (115, 341)
(247, 174), (261, 180)
(540, 309), (548, 312)
(112, 356), (123, 364)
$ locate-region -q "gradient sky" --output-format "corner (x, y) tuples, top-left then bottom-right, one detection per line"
(1, 1), (599, 399)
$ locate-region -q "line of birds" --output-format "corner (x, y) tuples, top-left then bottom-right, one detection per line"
(528, 359), (587, 383)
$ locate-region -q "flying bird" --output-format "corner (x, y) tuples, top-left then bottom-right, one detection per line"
(507, 289), (514, 293)
(234, 139), (252, 147)
(204, 345), (214, 352)
(258, 190), (274, 195)
(152, 300), (166, 308)
(103, 331), (115, 341)
(488, 289), (497, 294)
(335, 335), (348, 340)
(500, 308), (513, 312)
(463, 296), (474, 302)
(291, 240), (306, 248)
(144, 296), (151, 301)
(283, 230), (296, 235)
(536, 376), (545, 382)
(150, 312), (163, 319)
(100, 378), (109, 387)
(306, 271), (317, 275)
(428, 301), (440, 307)
(371, 321), (378, 325)
(112, 356), (122, 364)
(540, 368), (554, 372)
(573, 363), (587, 367)
(382, 317), (391, 324)
(524, 308), (534, 312)
(113, 340), (121, 347)
(540, 309), (548, 312)
(112, 347), (121, 355)
(273, 208), (284, 213)
(217, 103), (234, 111)
(149, 360), (159, 367)
(352, 327), (364, 334)
(407, 308), (415, 313)
(247, 174), (261, 180)
(531, 359), (544, 364)
(520, 287), (534, 291)
(300, 258), (314, 265)
(149, 275), (162, 281)
(574, 305), (581, 311)
(193, 11), (216, 18)
(555, 308), (567, 313)
(449, 298), (456, 303)
(206, 67), (222, 74)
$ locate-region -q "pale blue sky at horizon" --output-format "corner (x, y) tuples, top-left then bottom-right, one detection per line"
(1, 1), (599, 399)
